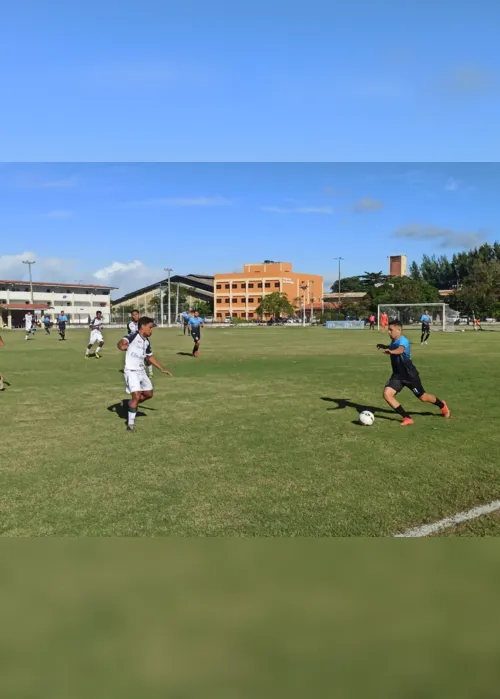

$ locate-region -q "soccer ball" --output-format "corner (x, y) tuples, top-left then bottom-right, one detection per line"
(359, 410), (375, 426)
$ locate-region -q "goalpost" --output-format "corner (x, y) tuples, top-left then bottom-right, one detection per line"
(377, 303), (458, 333)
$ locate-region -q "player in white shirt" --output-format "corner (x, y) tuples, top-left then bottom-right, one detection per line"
(24, 312), (33, 341)
(127, 309), (154, 378)
(85, 311), (105, 359)
(117, 315), (172, 432)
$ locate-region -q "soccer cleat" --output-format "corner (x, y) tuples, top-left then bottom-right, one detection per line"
(95, 353), (101, 359)
(441, 401), (451, 419)
(85, 354), (90, 359)
(400, 417), (414, 427)
(126, 424), (135, 432)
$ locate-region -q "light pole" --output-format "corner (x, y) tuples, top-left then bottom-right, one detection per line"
(22, 260), (36, 305)
(300, 284), (308, 326)
(175, 282), (180, 325)
(310, 280), (315, 323)
(158, 283), (163, 327)
(164, 268), (173, 327)
(333, 257), (344, 320)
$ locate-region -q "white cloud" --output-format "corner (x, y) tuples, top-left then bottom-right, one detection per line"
(45, 210), (73, 219)
(353, 197), (384, 212)
(394, 224), (485, 249)
(261, 205), (333, 214)
(93, 260), (144, 281)
(92, 260), (166, 295)
(125, 195), (232, 208)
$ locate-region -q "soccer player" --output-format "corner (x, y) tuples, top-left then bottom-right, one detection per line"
(0, 334), (4, 391)
(182, 310), (191, 335)
(368, 313), (376, 330)
(86, 310), (105, 359)
(377, 319), (451, 426)
(420, 309), (431, 345)
(57, 310), (68, 340)
(127, 309), (153, 377)
(117, 316), (173, 432)
(188, 310), (204, 357)
(24, 311), (33, 341)
(43, 315), (51, 335)
(380, 311), (389, 332)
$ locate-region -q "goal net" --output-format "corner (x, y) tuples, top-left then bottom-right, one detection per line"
(377, 303), (458, 332)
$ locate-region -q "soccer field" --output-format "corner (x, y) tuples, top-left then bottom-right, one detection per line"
(1, 325), (499, 536)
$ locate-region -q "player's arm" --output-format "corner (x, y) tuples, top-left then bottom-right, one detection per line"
(147, 354), (173, 376)
(117, 337), (129, 351)
(0, 336), (4, 348)
(384, 346), (405, 355)
(376, 343), (389, 350)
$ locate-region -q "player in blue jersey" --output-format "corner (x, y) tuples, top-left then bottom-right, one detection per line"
(420, 310), (431, 345)
(377, 319), (450, 426)
(182, 310), (191, 336)
(188, 310), (204, 357)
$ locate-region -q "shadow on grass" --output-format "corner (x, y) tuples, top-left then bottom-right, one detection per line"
(321, 397), (436, 422)
(177, 352), (194, 357)
(107, 400), (157, 422)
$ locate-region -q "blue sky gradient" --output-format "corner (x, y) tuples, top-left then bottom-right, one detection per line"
(2, 0), (499, 160)
(0, 163), (497, 295)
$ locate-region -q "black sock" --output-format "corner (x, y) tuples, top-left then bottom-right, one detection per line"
(395, 405), (410, 419)
(425, 333), (430, 342)
(434, 398), (444, 409)
(421, 333), (425, 342)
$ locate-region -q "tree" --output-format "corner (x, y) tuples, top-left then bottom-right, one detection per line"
(409, 261), (421, 280)
(330, 276), (365, 293)
(360, 271), (390, 287)
(191, 299), (212, 316)
(368, 276), (440, 310)
(454, 260), (500, 318)
(256, 292), (296, 319)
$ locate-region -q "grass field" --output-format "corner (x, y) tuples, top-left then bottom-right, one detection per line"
(1, 325), (499, 536)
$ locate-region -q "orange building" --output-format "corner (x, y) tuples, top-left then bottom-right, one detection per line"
(214, 262), (323, 321)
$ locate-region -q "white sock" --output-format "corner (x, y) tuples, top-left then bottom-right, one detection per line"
(128, 409), (137, 425)
(86, 348), (90, 355)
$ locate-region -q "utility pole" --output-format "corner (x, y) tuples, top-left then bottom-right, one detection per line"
(159, 283), (163, 327)
(311, 280), (315, 323)
(175, 283), (180, 325)
(300, 284), (308, 326)
(333, 257), (344, 320)
(23, 260), (36, 305)
(164, 268), (173, 327)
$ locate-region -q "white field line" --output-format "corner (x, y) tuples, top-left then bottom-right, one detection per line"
(394, 500), (500, 537)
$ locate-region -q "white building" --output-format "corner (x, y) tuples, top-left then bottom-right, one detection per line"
(0, 279), (116, 329)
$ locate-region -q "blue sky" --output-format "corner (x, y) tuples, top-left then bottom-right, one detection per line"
(2, 0), (500, 161)
(0, 163), (497, 296)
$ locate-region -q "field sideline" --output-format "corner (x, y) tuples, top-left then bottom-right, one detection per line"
(0, 325), (499, 536)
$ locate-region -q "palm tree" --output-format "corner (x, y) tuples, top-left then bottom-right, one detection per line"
(360, 271), (390, 287)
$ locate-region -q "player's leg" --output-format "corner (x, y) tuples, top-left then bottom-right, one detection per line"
(85, 342), (94, 358)
(417, 385), (451, 418)
(383, 379), (413, 425)
(0, 375), (4, 391)
(95, 339), (104, 359)
(127, 390), (142, 431)
(139, 389), (153, 404)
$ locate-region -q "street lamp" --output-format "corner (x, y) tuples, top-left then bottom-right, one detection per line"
(164, 268), (173, 327)
(333, 257), (344, 320)
(22, 260), (36, 305)
(300, 284), (308, 326)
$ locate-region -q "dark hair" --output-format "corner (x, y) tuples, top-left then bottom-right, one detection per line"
(131, 309), (139, 314)
(138, 316), (154, 328)
(389, 319), (402, 329)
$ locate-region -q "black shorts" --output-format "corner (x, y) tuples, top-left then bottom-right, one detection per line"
(191, 330), (201, 343)
(421, 323), (430, 333)
(385, 374), (426, 398)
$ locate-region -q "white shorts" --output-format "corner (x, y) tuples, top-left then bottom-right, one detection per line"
(124, 370), (152, 394)
(89, 330), (104, 345)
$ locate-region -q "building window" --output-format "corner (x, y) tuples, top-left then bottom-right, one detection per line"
(225, 284), (230, 289)
(216, 284), (222, 290)
(240, 283), (246, 289)
(248, 283), (254, 289)
(258, 283), (263, 288)
(275, 282), (280, 288)
(25, 288), (29, 292)
(216, 313), (222, 319)
(258, 297), (262, 302)
(248, 297), (254, 303)
(248, 312), (254, 318)
(46, 288), (51, 293)
(232, 312), (238, 318)
(265, 283), (271, 288)
(232, 283), (237, 289)
(225, 298), (230, 303)
(217, 298), (222, 304)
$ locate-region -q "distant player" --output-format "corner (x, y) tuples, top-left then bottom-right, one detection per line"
(182, 310), (191, 335)
(127, 309), (153, 378)
(86, 311), (105, 359)
(377, 319), (451, 426)
(117, 316), (173, 432)
(368, 313), (376, 330)
(380, 311), (389, 332)
(57, 311), (68, 341)
(420, 310), (431, 345)
(24, 311), (33, 341)
(0, 334), (4, 390)
(43, 315), (51, 335)
(188, 310), (204, 357)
